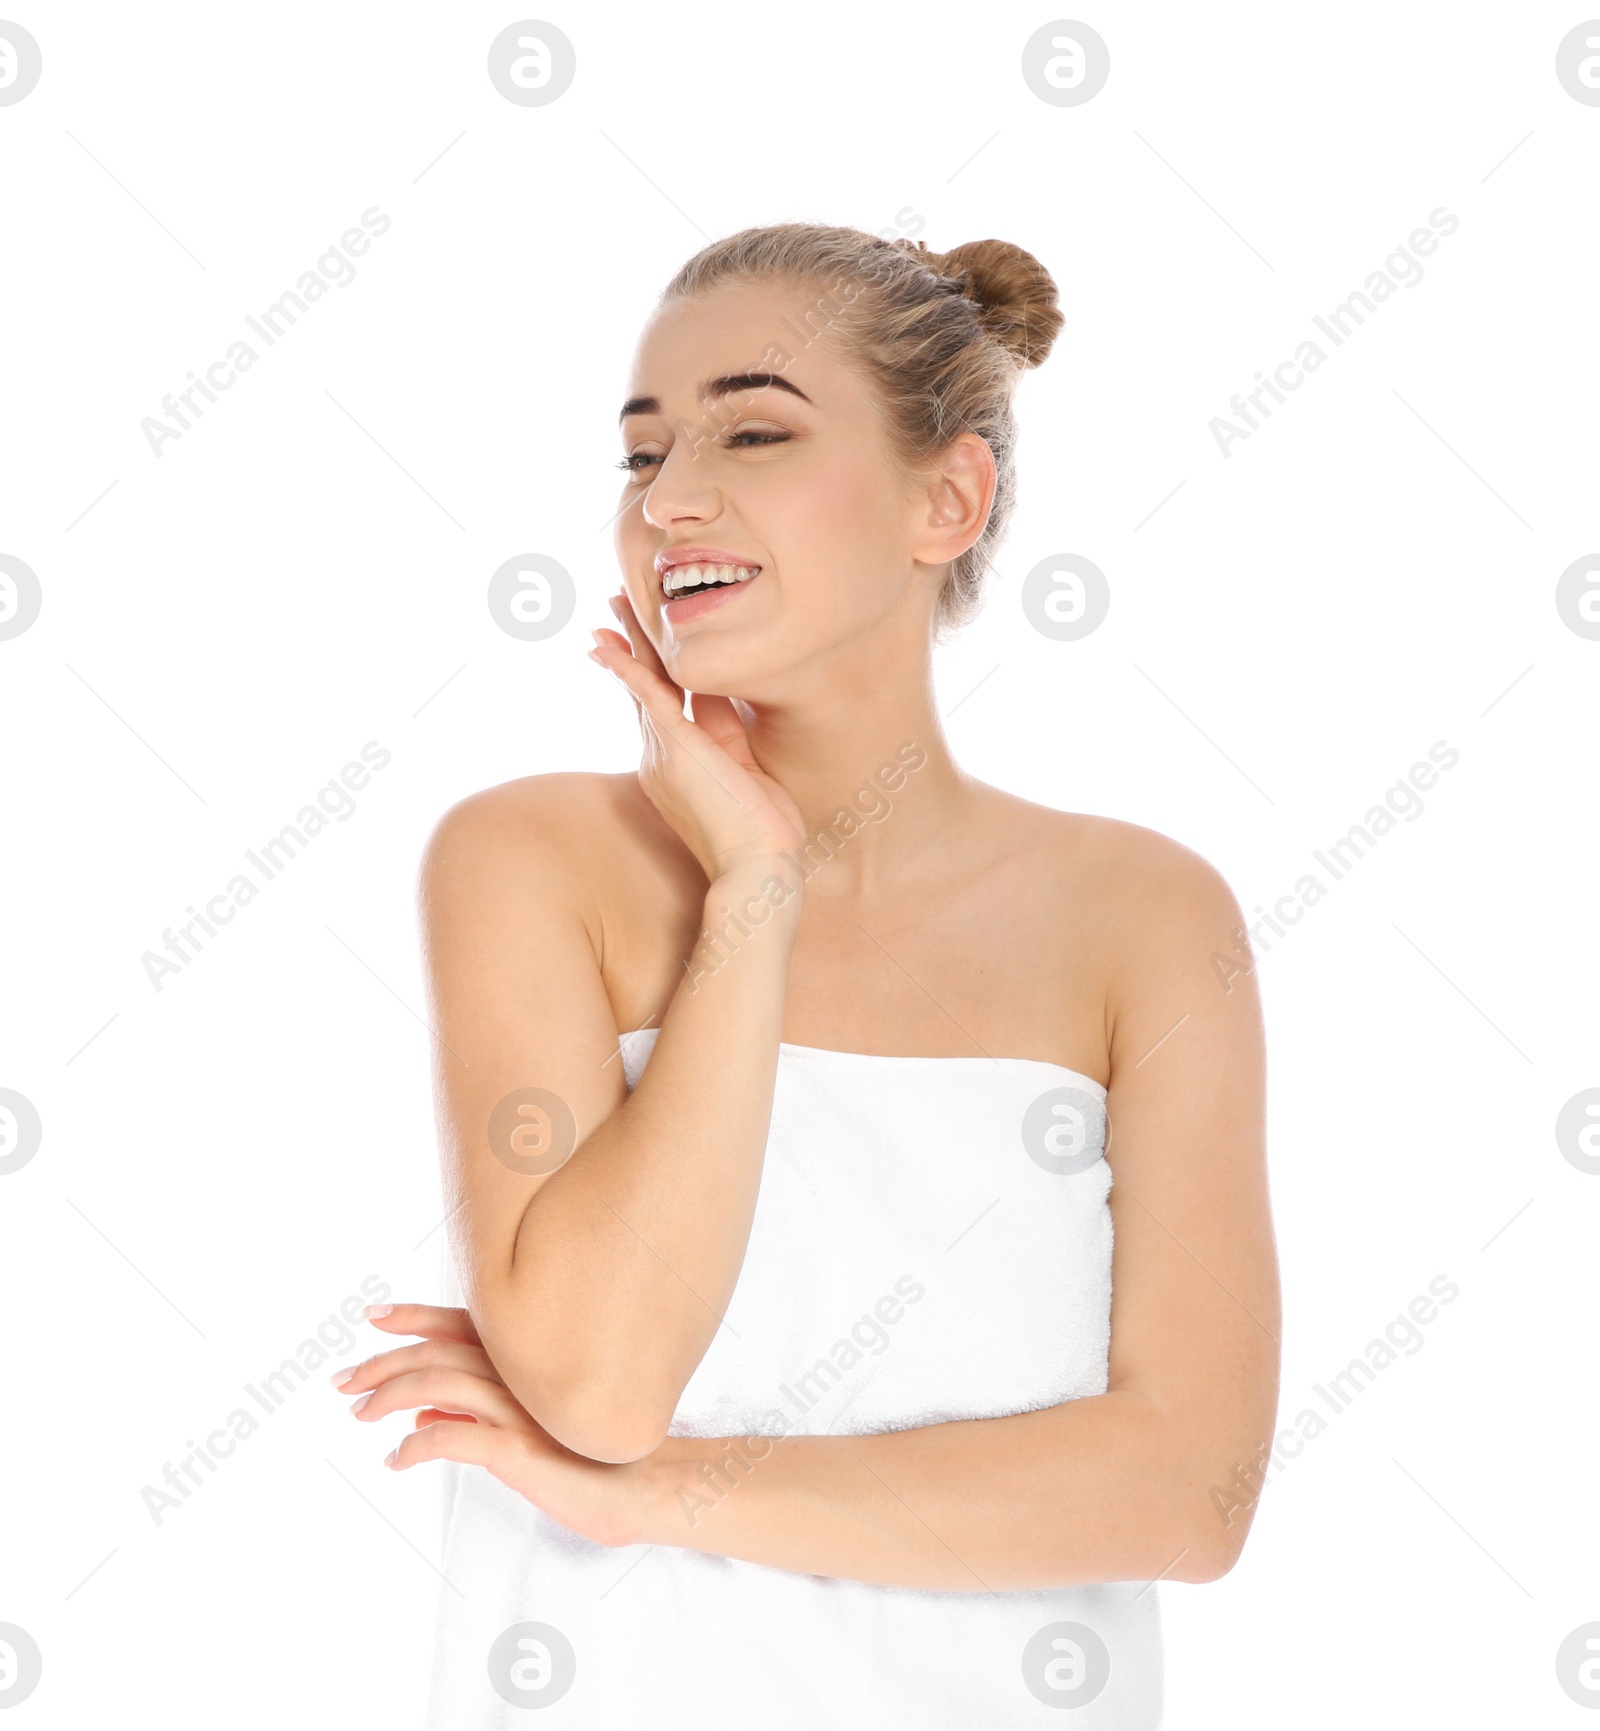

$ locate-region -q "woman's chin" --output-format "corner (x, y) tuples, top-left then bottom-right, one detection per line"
(663, 646), (764, 701)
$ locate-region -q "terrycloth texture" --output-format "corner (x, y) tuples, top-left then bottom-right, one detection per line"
(425, 1030), (1163, 1728)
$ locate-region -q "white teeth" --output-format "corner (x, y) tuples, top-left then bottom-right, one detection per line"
(661, 562), (760, 596)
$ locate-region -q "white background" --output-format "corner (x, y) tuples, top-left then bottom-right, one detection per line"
(2, 2), (1596, 1725)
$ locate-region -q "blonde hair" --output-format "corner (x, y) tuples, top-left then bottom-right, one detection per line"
(658, 222), (1064, 638)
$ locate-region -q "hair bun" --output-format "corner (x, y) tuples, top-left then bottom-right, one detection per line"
(940, 239), (1063, 370)
(895, 237), (1063, 370)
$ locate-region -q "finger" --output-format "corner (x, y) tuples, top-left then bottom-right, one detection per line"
(590, 631), (661, 763)
(350, 1364), (532, 1431)
(592, 633), (708, 751)
(330, 1336), (497, 1395)
(591, 629), (768, 818)
(588, 628), (646, 712)
(612, 589), (678, 689)
(360, 1302), (482, 1346)
(687, 690), (758, 765)
(386, 1423), (638, 1551)
(387, 1416), (529, 1476)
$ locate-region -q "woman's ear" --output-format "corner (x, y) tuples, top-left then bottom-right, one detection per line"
(910, 432), (995, 569)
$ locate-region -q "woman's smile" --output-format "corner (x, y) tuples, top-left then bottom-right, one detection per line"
(662, 567), (761, 625)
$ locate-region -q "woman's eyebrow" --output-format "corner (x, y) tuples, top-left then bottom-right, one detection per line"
(618, 371), (814, 426)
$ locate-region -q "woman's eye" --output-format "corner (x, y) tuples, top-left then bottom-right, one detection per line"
(615, 431), (789, 474)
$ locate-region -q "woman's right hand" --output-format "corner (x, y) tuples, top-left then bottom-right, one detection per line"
(336, 1303), (659, 1549)
(589, 590), (808, 885)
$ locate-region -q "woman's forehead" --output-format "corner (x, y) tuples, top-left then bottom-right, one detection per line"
(625, 287), (850, 407)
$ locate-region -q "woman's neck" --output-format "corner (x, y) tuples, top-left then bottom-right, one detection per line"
(741, 682), (981, 900)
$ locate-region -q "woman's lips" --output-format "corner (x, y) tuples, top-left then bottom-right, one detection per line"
(661, 571), (759, 624)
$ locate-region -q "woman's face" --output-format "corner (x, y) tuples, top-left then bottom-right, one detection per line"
(613, 279), (988, 699)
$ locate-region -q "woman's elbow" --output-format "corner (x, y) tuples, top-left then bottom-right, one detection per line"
(1175, 1483), (1263, 1583)
(474, 1301), (675, 1462)
(540, 1393), (672, 1464)
(498, 1356), (675, 1464)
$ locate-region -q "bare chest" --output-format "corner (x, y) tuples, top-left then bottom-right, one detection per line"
(598, 845), (1112, 1083)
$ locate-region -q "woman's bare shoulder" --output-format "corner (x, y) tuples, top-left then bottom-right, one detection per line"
(418, 771), (705, 1029)
(419, 771), (654, 894)
(990, 788), (1234, 886)
(420, 769), (699, 915)
(990, 796), (1257, 1079)
(989, 790), (1246, 948)
(428, 769), (637, 842)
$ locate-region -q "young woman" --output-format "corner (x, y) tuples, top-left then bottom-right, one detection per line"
(333, 223), (1279, 1727)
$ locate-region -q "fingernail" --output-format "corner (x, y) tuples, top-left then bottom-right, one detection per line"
(384, 1447), (400, 1469)
(608, 595), (623, 619)
(590, 629), (606, 647)
(351, 1392), (372, 1415)
(362, 1303), (393, 1319)
(329, 1365), (356, 1389)
(587, 649), (607, 667)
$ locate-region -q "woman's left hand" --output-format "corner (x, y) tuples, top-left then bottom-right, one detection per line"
(331, 1302), (654, 1550)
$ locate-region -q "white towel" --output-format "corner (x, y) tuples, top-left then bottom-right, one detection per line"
(425, 1030), (1162, 1728)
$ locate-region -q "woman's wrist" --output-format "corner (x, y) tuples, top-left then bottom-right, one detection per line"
(683, 870), (801, 995)
(704, 855), (806, 932)
(625, 1434), (771, 1551)
(624, 1440), (691, 1549)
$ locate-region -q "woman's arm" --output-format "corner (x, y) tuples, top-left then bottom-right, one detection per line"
(423, 619), (808, 1466)
(345, 1314), (1204, 1586)
(635, 1391), (1212, 1591)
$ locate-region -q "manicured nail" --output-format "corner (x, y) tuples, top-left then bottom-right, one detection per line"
(362, 1303), (393, 1319)
(329, 1365), (356, 1389)
(350, 1393), (372, 1415)
(590, 629), (606, 647)
(384, 1447), (400, 1468)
